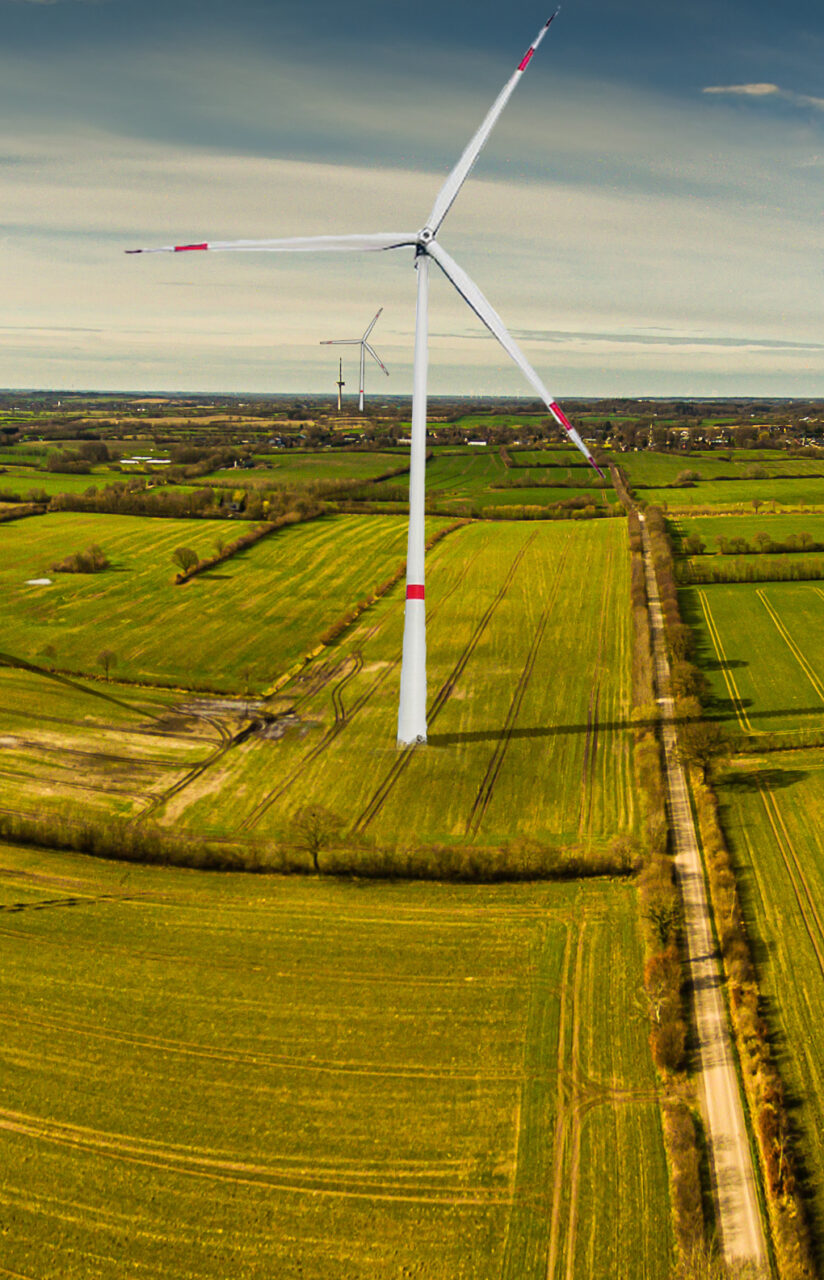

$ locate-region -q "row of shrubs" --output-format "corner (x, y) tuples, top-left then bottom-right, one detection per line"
(0, 810), (640, 884)
(680, 533), (823, 557)
(677, 557), (824, 585)
(316, 521), (468, 647)
(647, 505), (816, 1277)
(691, 776), (816, 1278)
(628, 513), (705, 1258)
(0, 502), (45, 522)
(491, 475), (609, 490)
(50, 542), (110, 574)
(173, 508), (323, 584)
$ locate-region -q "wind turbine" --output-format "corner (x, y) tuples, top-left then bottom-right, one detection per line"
(127, 9), (604, 747)
(335, 357), (345, 412)
(321, 308), (388, 412)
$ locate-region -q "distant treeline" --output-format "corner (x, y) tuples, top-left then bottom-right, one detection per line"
(676, 557), (824, 585)
(491, 475), (610, 490)
(680, 532), (824, 556)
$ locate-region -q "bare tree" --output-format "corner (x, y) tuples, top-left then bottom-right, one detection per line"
(291, 805), (342, 872)
(97, 649), (117, 682)
(172, 546), (199, 573)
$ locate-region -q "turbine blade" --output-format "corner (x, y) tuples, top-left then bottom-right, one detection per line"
(363, 307), (383, 340)
(126, 233), (417, 255)
(426, 10), (560, 235)
(364, 342), (390, 375)
(427, 242), (603, 476)
(319, 339), (361, 346)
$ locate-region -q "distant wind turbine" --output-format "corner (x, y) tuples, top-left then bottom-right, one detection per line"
(127, 8), (603, 747)
(335, 357), (345, 412)
(321, 308), (388, 412)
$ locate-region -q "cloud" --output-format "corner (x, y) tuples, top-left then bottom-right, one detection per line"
(704, 83), (824, 111)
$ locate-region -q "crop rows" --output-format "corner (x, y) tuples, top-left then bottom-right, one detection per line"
(0, 842), (673, 1278)
(164, 520), (635, 850)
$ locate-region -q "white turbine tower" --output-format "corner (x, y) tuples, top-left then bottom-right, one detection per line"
(320, 309), (388, 412)
(127, 9), (604, 747)
(336, 357), (345, 412)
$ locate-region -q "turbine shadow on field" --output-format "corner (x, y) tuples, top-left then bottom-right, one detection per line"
(429, 706), (824, 746)
(722, 768), (808, 793)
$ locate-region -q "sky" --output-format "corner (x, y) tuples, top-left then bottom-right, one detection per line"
(1, 0), (823, 397)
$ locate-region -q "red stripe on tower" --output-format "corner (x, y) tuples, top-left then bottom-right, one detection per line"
(175, 243), (209, 252)
(518, 47), (535, 71)
(550, 401), (574, 432)
(406, 585), (425, 600)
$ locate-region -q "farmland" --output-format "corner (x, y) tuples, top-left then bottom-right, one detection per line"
(152, 520), (635, 849)
(642, 477), (824, 511)
(672, 512), (824, 548)
(681, 581), (824, 735)
(717, 752), (824, 1240)
(208, 450), (409, 487)
(0, 840), (673, 1280)
(0, 512), (448, 693)
(369, 450), (617, 512)
(617, 449), (824, 488)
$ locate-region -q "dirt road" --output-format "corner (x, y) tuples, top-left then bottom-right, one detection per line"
(639, 513), (769, 1270)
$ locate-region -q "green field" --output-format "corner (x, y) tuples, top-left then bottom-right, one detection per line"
(0, 512), (450, 693)
(162, 520), (635, 849)
(366, 451), (616, 511)
(209, 451), (408, 487)
(681, 581), (824, 734)
(0, 664), (229, 822)
(0, 841), (673, 1280)
(641, 477), (824, 511)
(616, 450), (824, 489)
(718, 754), (824, 1239)
(673, 512), (824, 548)
(0, 465), (128, 497)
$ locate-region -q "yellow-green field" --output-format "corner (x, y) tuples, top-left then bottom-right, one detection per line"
(0, 665), (229, 822)
(0, 841), (673, 1280)
(718, 753), (824, 1239)
(2, 519), (634, 851)
(0, 512), (448, 693)
(681, 582), (824, 736)
(156, 520), (635, 849)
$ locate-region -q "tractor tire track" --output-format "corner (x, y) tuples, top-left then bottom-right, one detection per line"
(465, 597), (553, 839)
(545, 925), (583, 1280)
(757, 587), (824, 703)
(238, 652), (372, 831)
(239, 545), (485, 832)
(759, 787), (824, 976)
(0, 1108), (508, 1205)
(577, 535), (613, 838)
(353, 533), (537, 834)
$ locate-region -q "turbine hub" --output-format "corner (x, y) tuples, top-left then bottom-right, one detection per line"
(418, 227), (435, 244)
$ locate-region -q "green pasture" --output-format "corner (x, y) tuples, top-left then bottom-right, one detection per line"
(642, 476), (824, 511)
(718, 753), (824, 1236)
(681, 581), (824, 734)
(0, 465), (127, 497)
(507, 449), (596, 471)
(0, 842), (673, 1280)
(167, 520), (635, 850)
(208, 451), (408, 487)
(368, 452), (617, 510)
(617, 450), (824, 490)
(0, 512), (446, 693)
(672, 512), (824, 549)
